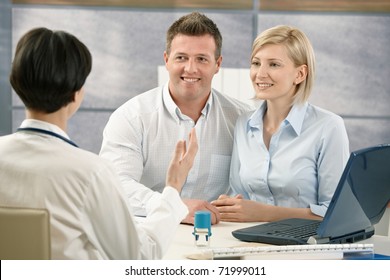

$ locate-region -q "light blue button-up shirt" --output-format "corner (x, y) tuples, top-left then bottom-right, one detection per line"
(229, 101), (350, 217)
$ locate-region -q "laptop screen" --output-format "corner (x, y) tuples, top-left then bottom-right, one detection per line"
(318, 144), (390, 237)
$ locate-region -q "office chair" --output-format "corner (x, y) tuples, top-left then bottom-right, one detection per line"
(0, 206), (51, 260)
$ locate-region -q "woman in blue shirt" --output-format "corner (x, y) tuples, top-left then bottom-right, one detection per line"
(212, 25), (349, 222)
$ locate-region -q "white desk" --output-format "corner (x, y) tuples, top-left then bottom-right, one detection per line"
(163, 221), (390, 260)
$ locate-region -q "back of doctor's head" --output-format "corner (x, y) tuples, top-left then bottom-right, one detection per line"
(10, 27), (92, 113)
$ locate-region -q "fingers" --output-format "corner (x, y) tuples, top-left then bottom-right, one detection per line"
(181, 214), (194, 225)
(211, 197), (243, 222)
(218, 213), (244, 222)
(183, 128), (198, 165)
(183, 209), (220, 225)
(215, 203), (244, 222)
(173, 140), (185, 163)
(213, 193), (242, 203)
(218, 194), (230, 200)
(204, 203), (220, 224)
(165, 128), (198, 192)
(211, 197), (236, 207)
(182, 199), (220, 225)
(173, 127), (198, 165)
(165, 141), (186, 191)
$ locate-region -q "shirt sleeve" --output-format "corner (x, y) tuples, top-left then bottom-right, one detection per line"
(82, 164), (188, 259)
(81, 164), (143, 259)
(99, 106), (160, 215)
(135, 186), (188, 259)
(310, 115), (350, 217)
(229, 117), (250, 199)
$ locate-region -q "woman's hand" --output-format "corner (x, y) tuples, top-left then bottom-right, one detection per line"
(211, 194), (266, 222)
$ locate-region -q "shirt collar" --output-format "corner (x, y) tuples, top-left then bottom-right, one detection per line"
(247, 101), (266, 130)
(162, 82), (212, 123)
(285, 102), (308, 135)
(247, 101), (308, 136)
(20, 119), (71, 140)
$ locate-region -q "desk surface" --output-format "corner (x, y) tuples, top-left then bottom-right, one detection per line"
(163, 221), (390, 260)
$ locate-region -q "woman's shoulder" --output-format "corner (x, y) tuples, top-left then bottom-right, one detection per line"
(306, 103), (346, 134)
(308, 103), (343, 121)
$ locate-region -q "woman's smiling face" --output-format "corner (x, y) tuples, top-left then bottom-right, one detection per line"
(250, 43), (306, 103)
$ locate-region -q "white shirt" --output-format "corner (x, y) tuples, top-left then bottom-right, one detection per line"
(0, 119), (188, 259)
(230, 102), (350, 217)
(100, 83), (253, 215)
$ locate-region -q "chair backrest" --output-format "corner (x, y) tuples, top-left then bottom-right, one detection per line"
(0, 206), (51, 260)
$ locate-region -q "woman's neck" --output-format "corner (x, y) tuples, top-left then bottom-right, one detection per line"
(263, 100), (292, 130)
(262, 100), (292, 149)
(26, 109), (68, 132)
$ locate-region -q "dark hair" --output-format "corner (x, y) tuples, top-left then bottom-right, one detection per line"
(10, 27), (92, 113)
(166, 11), (222, 59)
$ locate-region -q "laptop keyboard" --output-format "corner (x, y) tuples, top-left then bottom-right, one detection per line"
(272, 220), (321, 239)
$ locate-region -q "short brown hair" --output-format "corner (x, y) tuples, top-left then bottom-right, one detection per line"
(166, 12), (222, 60)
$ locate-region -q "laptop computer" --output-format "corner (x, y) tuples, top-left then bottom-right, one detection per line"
(232, 144), (390, 245)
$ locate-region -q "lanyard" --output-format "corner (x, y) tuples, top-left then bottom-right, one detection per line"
(17, 127), (79, 148)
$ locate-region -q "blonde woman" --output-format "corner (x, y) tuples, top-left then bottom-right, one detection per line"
(212, 25), (349, 222)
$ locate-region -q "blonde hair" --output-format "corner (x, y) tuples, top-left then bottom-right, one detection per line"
(251, 25), (315, 105)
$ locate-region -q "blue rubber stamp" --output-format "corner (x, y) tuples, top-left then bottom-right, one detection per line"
(193, 210), (212, 247)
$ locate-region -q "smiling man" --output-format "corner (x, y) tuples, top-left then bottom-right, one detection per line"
(99, 12), (253, 225)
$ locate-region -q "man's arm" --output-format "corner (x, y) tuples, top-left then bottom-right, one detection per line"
(99, 109), (160, 215)
(87, 129), (198, 259)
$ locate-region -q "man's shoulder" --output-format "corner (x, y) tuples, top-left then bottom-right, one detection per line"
(113, 86), (163, 117)
(124, 86), (162, 106)
(212, 89), (254, 112)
